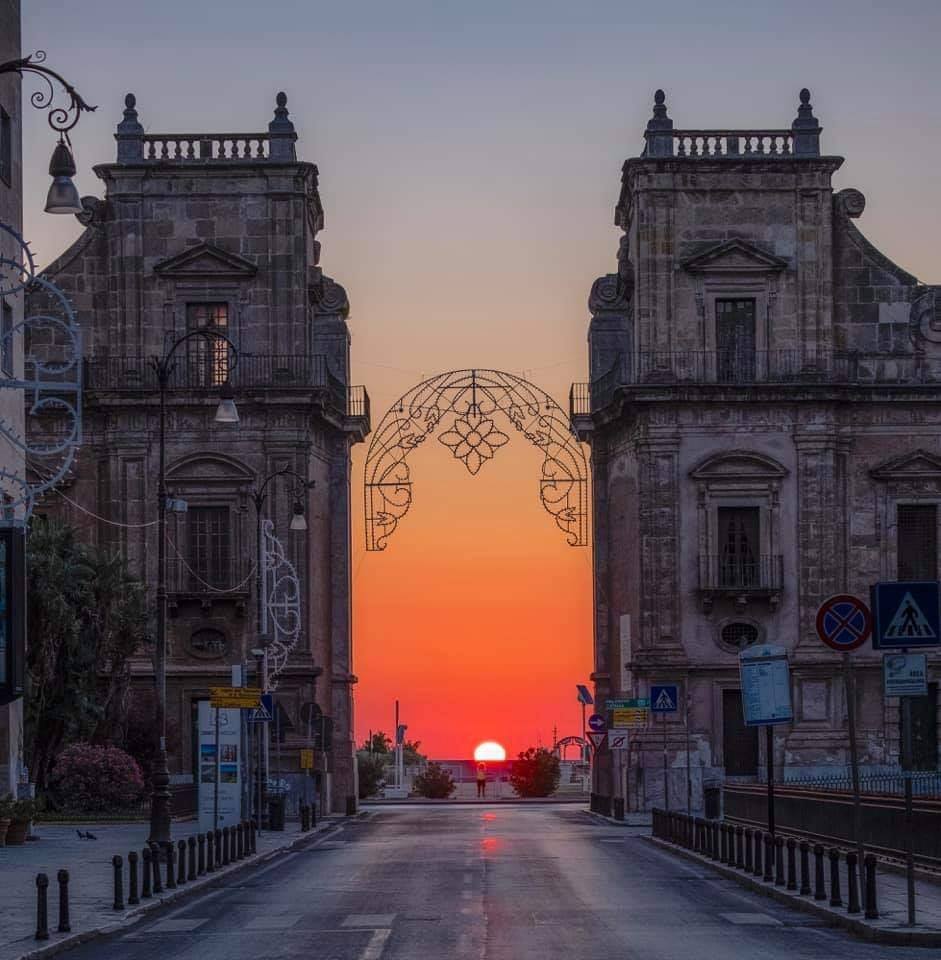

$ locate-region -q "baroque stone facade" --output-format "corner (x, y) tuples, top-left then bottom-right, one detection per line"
(573, 90), (941, 811)
(28, 93), (369, 813)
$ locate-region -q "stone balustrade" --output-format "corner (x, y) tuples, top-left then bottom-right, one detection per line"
(141, 133), (271, 162)
(668, 129), (795, 158)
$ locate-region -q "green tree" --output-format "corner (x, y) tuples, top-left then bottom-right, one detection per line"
(413, 762), (456, 799)
(357, 750), (387, 799)
(403, 739), (426, 765)
(24, 520), (150, 790)
(509, 747), (561, 798)
(361, 731), (392, 755)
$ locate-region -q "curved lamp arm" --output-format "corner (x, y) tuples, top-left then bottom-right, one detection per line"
(151, 327), (240, 385)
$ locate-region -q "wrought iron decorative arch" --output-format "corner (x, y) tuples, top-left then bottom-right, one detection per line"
(365, 368), (588, 551)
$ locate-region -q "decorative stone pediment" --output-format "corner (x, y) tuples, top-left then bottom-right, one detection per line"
(690, 450), (788, 480)
(153, 242), (257, 280)
(681, 238), (788, 274)
(870, 450), (941, 482)
(167, 452), (255, 483)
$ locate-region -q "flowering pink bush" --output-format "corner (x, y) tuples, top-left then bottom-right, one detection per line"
(49, 743), (145, 812)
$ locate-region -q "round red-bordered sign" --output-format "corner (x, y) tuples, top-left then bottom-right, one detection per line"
(816, 594), (872, 652)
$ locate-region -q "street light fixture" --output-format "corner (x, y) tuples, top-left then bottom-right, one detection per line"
(289, 501), (308, 532)
(148, 328), (239, 849)
(0, 52), (96, 213)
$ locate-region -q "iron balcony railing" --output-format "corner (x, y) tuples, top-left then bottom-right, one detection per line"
(166, 556), (253, 597)
(698, 554), (783, 592)
(584, 350), (941, 413)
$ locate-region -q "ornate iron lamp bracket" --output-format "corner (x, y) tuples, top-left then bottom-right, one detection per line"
(0, 51), (97, 142)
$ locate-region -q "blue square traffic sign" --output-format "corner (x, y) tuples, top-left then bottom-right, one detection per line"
(871, 581), (941, 650)
(650, 684), (678, 714)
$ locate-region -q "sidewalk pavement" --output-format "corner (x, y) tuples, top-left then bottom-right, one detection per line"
(649, 835), (941, 947)
(0, 818), (335, 960)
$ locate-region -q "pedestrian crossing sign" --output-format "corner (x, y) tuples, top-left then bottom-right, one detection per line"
(871, 581), (941, 650)
(650, 685), (678, 714)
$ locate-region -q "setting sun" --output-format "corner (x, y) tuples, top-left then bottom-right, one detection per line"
(474, 741), (507, 762)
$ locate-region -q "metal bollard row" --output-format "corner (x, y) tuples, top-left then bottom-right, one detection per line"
(650, 810), (881, 923)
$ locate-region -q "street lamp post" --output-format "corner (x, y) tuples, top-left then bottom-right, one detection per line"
(147, 329), (239, 848)
(248, 468), (312, 828)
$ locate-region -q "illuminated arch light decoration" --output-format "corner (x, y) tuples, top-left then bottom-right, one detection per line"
(0, 222), (82, 521)
(365, 368), (588, 551)
(261, 518), (302, 690)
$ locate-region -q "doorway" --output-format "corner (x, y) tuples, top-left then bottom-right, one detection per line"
(722, 689), (758, 775)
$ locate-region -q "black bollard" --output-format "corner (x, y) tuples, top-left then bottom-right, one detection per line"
(786, 838), (797, 891)
(310, 804), (316, 830)
(177, 839), (187, 885)
(188, 836), (197, 880)
(112, 855), (124, 911)
(774, 836), (785, 886)
(799, 841), (811, 895)
(141, 849), (152, 899)
(222, 827), (230, 866)
(198, 833), (206, 875)
(763, 833), (774, 882)
(150, 843), (163, 894)
(753, 830), (763, 878)
(206, 830), (215, 872)
(164, 841), (176, 890)
(250, 819), (257, 853)
(744, 828), (753, 872)
(230, 824), (237, 862)
(35, 873), (50, 941)
(813, 844), (826, 901)
(719, 824), (727, 864)
(846, 853), (861, 914)
(735, 826), (744, 869)
(57, 869), (71, 932)
(237, 822), (244, 859)
(864, 855), (879, 920)
(711, 822), (719, 860)
(214, 829), (222, 868)
(128, 851), (140, 905)
(828, 848), (842, 907)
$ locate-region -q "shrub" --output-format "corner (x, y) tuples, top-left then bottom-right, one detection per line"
(509, 747), (560, 798)
(357, 751), (387, 799)
(48, 743), (145, 812)
(413, 762), (456, 799)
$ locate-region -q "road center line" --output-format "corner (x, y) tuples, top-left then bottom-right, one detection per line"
(360, 928), (391, 960)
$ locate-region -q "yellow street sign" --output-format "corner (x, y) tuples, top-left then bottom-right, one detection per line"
(611, 706), (648, 729)
(209, 687), (262, 709)
(299, 749), (314, 769)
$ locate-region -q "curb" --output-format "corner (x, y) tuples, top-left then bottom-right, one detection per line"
(11, 821), (340, 960)
(363, 797), (589, 806)
(646, 836), (941, 948)
(583, 810), (652, 828)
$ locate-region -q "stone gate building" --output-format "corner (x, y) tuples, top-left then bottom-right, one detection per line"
(573, 89), (940, 811)
(29, 92), (369, 813)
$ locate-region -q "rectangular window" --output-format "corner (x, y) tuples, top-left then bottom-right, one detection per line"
(187, 506), (231, 590)
(716, 299), (756, 383)
(717, 506), (760, 588)
(185, 302), (229, 387)
(0, 106), (11, 186)
(1, 299), (12, 376)
(897, 504), (938, 581)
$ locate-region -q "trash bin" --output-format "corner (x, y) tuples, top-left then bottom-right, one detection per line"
(613, 797), (625, 821)
(703, 782), (721, 820)
(268, 795), (286, 831)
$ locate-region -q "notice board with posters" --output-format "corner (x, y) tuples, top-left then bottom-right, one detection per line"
(197, 700), (242, 833)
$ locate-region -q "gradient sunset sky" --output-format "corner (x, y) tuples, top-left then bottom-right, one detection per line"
(23, 1), (941, 759)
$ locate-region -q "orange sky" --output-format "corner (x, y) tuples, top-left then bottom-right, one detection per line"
(22, 1), (941, 762)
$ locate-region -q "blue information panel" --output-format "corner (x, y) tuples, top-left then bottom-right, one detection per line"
(650, 685), (678, 714)
(871, 581), (941, 650)
(739, 644), (793, 727)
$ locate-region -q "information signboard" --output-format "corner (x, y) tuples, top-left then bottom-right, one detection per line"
(883, 653), (928, 698)
(197, 701), (242, 834)
(607, 698), (649, 729)
(739, 644), (793, 727)
(209, 686), (262, 709)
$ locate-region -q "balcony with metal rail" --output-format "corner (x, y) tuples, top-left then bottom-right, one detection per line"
(698, 554), (783, 613)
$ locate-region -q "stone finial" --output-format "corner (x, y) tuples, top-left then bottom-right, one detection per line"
(268, 91), (297, 161)
(644, 89), (674, 158)
(115, 92), (144, 163)
(791, 87), (821, 157)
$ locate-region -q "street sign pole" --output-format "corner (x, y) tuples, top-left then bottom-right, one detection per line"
(766, 725), (774, 837)
(662, 713), (669, 813)
(213, 707), (220, 832)
(685, 686), (692, 814)
(902, 691), (916, 927)
(842, 652), (865, 876)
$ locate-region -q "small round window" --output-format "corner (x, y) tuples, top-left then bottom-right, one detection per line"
(721, 621), (759, 651)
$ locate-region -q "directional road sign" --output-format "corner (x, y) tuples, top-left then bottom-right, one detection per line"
(586, 731), (608, 752)
(576, 684), (594, 705)
(210, 686), (262, 710)
(650, 685), (679, 714)
(739, 644), (793, 727)
(815, 594), (872, 652)
(871, 581), (941, 649)
(247, 693), (274, 723)
(883, 653), (928, 698)
(587, 713), (607, 733)
(607, 699), (648, 729)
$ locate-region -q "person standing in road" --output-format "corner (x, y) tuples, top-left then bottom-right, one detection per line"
(476, 762), (487, 798)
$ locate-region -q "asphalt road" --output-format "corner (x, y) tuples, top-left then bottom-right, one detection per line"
(61, 805), (919, 960)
